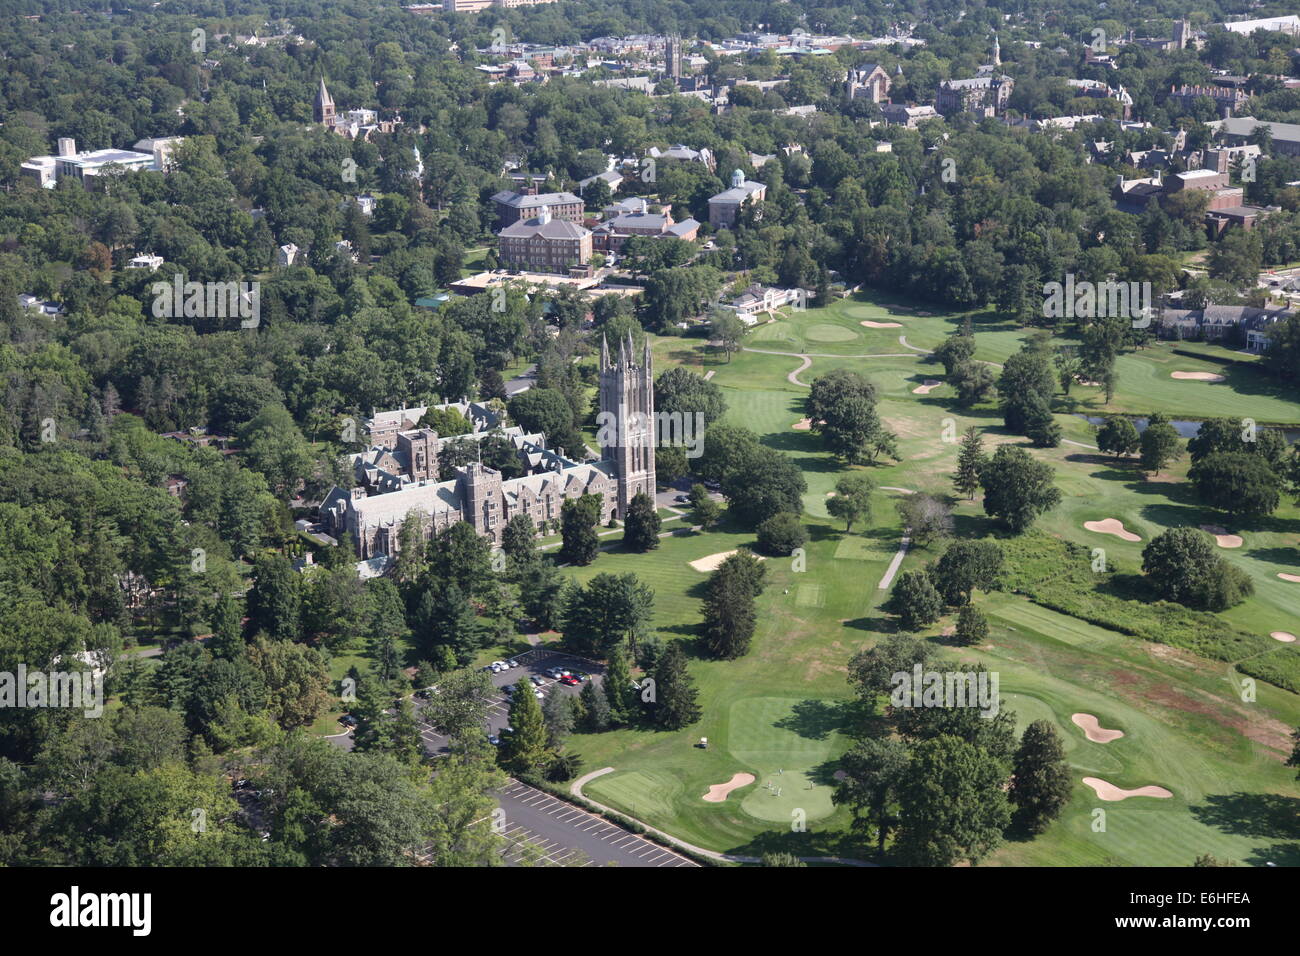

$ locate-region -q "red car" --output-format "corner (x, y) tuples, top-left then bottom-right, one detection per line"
(559, 674), (580, 686)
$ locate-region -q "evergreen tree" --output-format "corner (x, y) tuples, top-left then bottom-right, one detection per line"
(652, 642), (701, 730)
(560, 494), (601, 565)
(603, 642), (634, 726)
(542, 686), (576, 749)
(501, 513), (538, 569)
(953, 426), (984, 500)
(579, 679), (610, 731)
(209, 591), (245, 660)
(1009, 720), (1072, 833)
(499, 680), (548, 774)
(622, 491), (661, 552)
(702, 550), (766, 659)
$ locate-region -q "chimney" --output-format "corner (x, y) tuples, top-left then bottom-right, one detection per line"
(57, 137), (76, 157)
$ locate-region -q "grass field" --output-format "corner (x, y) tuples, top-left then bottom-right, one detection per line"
(557, 289), (1300, 864)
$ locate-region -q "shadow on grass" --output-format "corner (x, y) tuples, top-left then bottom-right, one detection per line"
(773, 698), (852, 741)
(1189, 792), (1300, 866)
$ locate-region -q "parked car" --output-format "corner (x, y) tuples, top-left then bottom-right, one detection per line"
(571, 671), (591, 682)
(506, 659), (520, 668)
(559, 674), (580, 686)
(530, 675), (545, 686)
(545, 667), (562, 678)
(488, 734), (501, 746)
(534, 689), (544, 699)
(675, 494), (689, 503)
(340, 715), (358, 727)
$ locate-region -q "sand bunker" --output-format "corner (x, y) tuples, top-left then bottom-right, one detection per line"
(1199, 525), (1243, 548)
(1277, 573), (1300, 583)
(1084, 518), (1141, 542)
(1082, 777), (1172, 801)
(860, 320), (902, 329)
(912, 379), (943, 394)
(1271, 631), (1297, 643)
(702, 772), (755, 802)
(1170, 371), (1225, 382)
(689, 550), (765, 573)
(1072, 713), (1124, 743)
(791, 418), (812, 430)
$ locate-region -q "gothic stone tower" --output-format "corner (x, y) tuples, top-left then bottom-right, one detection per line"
(599, 332), (656, 518)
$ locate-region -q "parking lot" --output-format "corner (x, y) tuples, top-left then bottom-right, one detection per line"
(492, 779), (699, 867)
(416, 651), (606, 755)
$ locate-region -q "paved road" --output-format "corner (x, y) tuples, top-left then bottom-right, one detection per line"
(494, 779), (698, 867)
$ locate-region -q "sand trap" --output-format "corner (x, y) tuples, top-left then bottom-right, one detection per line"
(1170, 371), (1225, 382)
(1076, 379), (1102, 387)
(1084, 518), (1141, 542)
(911, 379), (942, 394)
(1277, 573), (1300, 583)
(1271, 631), (1297, 643)
(702, 772), (755, 802)
(689, 550), (765, 573)
(1199, 525), (1243, 548)
(791, 418), (812, 430)
(1072, 713), (1124, 743)
(703, 369), (715, 380)
(860, 320), (902, 328)
(1082, 777), (1172, 801)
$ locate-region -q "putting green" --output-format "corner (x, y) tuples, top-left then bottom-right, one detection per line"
(741, 769), (836, 822)
(804, 323), (859, 343)
(727, 696), (845, 823)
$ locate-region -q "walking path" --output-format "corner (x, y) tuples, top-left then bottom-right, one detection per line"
(570, 768), (875, 867)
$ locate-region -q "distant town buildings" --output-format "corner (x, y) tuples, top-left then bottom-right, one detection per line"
(936, 74), (1014, 118)
(21, 136), (181, 189)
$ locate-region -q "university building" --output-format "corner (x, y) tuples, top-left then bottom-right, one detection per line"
(321, 334), (656, 557)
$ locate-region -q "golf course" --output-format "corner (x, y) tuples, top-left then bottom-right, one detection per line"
(560, 290), (1300, 865)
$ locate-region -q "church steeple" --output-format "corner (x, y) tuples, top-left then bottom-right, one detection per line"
(314, 77), (336, 126)
(991, 32), (1000, 67)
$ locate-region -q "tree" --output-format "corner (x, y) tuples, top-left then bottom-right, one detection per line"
(687, 483), (721, 530)
(883, 569), (943, 631)
(979, 446), (1062, 533)
(246, 637), (331, 730)
(541, 685), (576, 750)
(721, 447), (806, 527)
(833, 737), (910, 854)
(702, 549), (766, 659)
(1141, 527), (1254, 610)
(827, 473), (873, 532)
(897, 492), (953, 548)
(501, 514), (538, 568)
(954, 604), (988, 647)
(1189, 452), (1281, 520)
(246, 553), (301, 642)
(603, 642), (635, 727)
(953, 427), (984, 500)
(1096, 416), (1140, 459)
(848, 633), (935, 702)
(998, 349), (1056, 436)
(932, 540), (1004, 606)
(804, 369), (897, 465)
(508, 388), (582, 457)
(499, 679), (548, 773)
(561, 573), (654, 659)
(710, 312), (745, 362)
(1139, 417), (1183, 475)
(622, 491), (661, 552)
(756, 511), (807, 556)
(654, 366), (727, 425)
(239, 404), (313, 497)
(1009, 720), (1072, 834)
(1022, 391), (1061, 448)
(517, 560), (565, 631)
(894, 734), (1012, 867)
(559, 494), (601, 566)
(579, 679), (610, 731)
(651, 642), (701, 730)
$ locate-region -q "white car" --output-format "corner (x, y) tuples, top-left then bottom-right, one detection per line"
(506, 659), (520, 668)
(534, 689), (544, 699)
